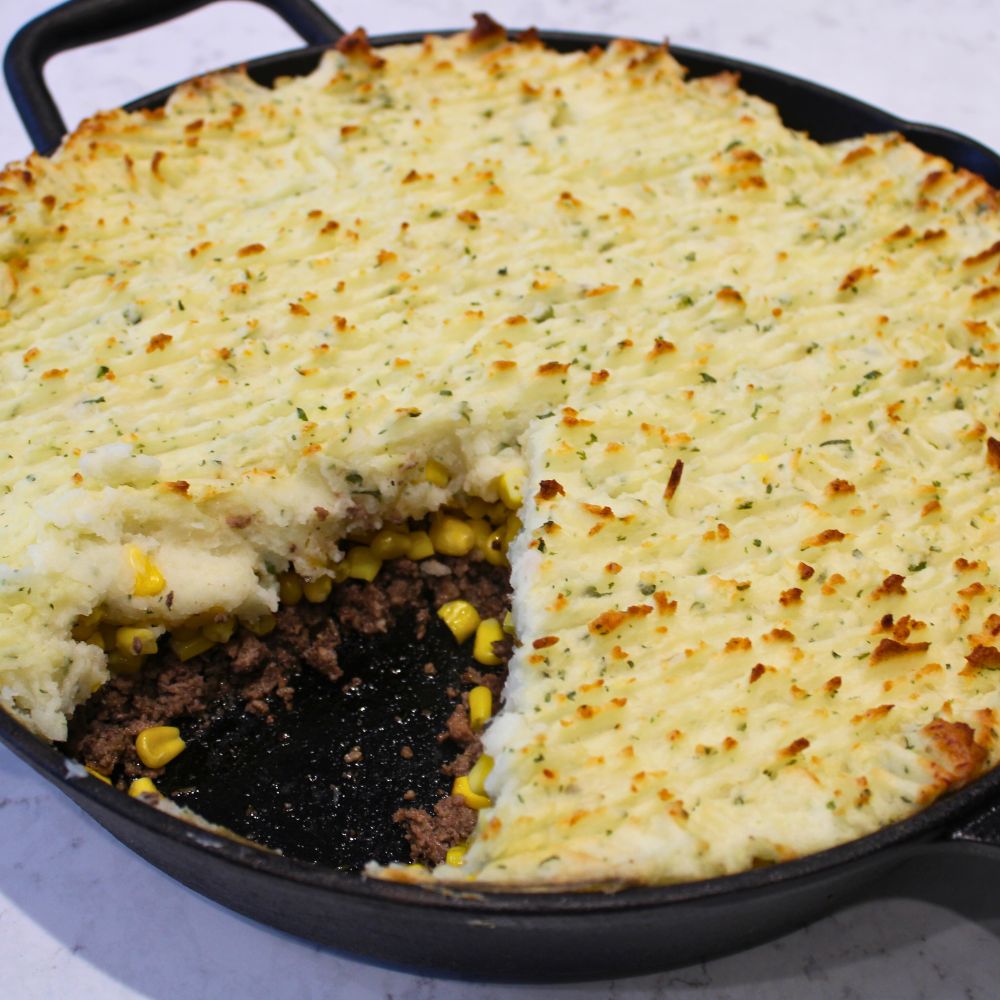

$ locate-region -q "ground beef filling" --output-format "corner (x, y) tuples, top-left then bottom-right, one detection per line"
(64, 554), (512, 866)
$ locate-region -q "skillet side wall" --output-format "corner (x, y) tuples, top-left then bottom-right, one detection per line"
(57, 770), (911, 982)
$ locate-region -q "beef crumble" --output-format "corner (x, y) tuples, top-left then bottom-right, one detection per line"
(65, 553), (512, 866)
(393, 795), (478, 867)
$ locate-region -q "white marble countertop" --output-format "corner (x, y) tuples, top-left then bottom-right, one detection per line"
(2, 0), (1000, 996)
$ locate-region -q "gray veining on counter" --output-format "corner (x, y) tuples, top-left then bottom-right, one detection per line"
(2, 1), (1000, 996)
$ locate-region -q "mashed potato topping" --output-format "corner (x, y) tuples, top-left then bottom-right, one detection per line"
(1, 22), (999, 883)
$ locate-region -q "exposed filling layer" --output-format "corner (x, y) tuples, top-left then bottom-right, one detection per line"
(67, 543), (511, 868)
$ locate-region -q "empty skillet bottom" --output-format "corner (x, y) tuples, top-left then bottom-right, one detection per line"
(62, 552), (512, 871)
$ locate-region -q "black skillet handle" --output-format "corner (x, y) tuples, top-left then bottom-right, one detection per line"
(4, 0), (345, 156)
(945, 797), (1000, 853)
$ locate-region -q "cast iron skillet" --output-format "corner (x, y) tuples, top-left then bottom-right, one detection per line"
(4, 0), (1000, 983)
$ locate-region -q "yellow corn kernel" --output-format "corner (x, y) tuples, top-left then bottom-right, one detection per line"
(370, 528), (411, 560)
(170, 631), (215, 661)
(85, 766), (111, 785)
(452, 775), (490, 810)
(181, 607), (220, 629)
(203, 615), (236, 643)
(473, 618), (504, 666)
(481, 528), (508, 567)
(429, 513), (475, 557)
(128, 545), (165, 597)
(467, 753), (494, 796)
(332, 558), (351, 582)
(278, 572), (303, 605)
(303, 575), (333, 603)
(468, 686), (493, 731)
(108, 651), (145, 675)
(502, 611), (515, 635)
(115, 627), (158, 657)
(424, 458), (449, 487)
(486, 501), (508, 526)
(244, 613), (277, 637)
(346, 546), (382, 582)
(406, 530), (434, 560)
(463, 496), (491, 519)
(495, 470), (524, 510)
(445, 844), (468, 866)
(88, 630), (107, 651)
(136, 725), (186, 769)
(437, 600), (481, 644)
(468, 517), (492, 549)
(129, 777), (160, 798)
(71, 607), (105, 641)
(504, 514), (523, 546)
